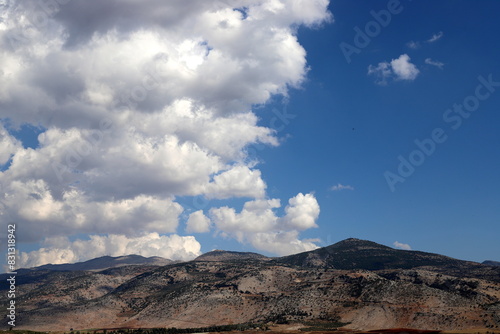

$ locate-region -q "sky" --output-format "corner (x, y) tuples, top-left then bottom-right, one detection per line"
(0, 0), (499, 269)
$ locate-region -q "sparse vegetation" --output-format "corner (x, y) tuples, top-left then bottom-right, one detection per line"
(299, 320), (351, 331)
(3, 331), (47, 334)
(103, 323), (265, 334)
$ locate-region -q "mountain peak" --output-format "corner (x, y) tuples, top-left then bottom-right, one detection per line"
(332, 237), (389, 247)
(278, 238), (467, 271)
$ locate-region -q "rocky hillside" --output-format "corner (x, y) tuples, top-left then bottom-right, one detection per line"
(194, 250), (269, 262)
(1, 239), (499, 332)
(279, 238), (472, 270)
(484, 260), (500, 267)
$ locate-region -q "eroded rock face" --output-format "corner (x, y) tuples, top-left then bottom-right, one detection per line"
(2, 239), (499, 331)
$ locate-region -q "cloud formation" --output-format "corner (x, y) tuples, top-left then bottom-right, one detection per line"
(368, 54), (419, 85)
(18, 233), (202, 268)
(0, 0), (331, 265)
(427, 31), (443, 43)
(0, 124), (21, 165)
(330, 183), (354, 191)
(390, 54), (420, 80)
(393, 241), (412, 250)
(425, 58), (444, 69)
(210, 192), (321, 255)
(407, 31), (443, 49)
(186, 210), (211, 234)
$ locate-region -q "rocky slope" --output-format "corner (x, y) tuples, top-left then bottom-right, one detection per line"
(484, 260), (500, 267)
(194, 250), (269, 262)
(1, 239), (499, 332)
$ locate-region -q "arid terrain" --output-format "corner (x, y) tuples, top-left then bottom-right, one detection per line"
(1, 239), (499, 332)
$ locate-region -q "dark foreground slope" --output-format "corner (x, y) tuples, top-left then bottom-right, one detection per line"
(1, 239), (499, 332)
(484, 260), (500, 267)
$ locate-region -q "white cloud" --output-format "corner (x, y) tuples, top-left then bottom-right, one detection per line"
(211, 198), (282, 238)
(393, 241), (412, 250)
(390, 54), (420, 81)
(427, 31), (443, 43)
(330, 183), (354, 191)
(186, 210), (211, 233)
(368, 61), (392, 85)
(205, 165), (267, 199)
(281, 193), (320, 231)
(0, 0), (331, 256)
(407, 31), (443, 49)
(210, 192), (320, 255)
(18, 233), (202, 268)
(425, 58), (444, 69)
(0, 124), (22, 165)
(368, 54), (419, 85)
(248, 231), (319, 256)
(0, 179), (183, 242)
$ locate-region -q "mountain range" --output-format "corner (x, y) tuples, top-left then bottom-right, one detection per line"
(29, 254), (174, 272)
(1, 238), (499, 332)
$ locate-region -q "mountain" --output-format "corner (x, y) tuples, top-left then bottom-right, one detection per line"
(30, 255), (173, 271)
(277, 238), (500, 283)
(278, 238), (469, 270)
(194, 250), (269, 262)
(483, 260), (500, 266)
(2, 239), (499, 332)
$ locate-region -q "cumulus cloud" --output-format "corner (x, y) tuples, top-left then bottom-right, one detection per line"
(205, 165), (267, 199)
(0, 124), (22, 166)
(393, 241), (412, 250)
(330, 183), (354, 191)
(390, 54), (420, 80)
(248, 231), (320, 256)
(210, 192), (320, 255)
(425, 58), (444, 69)
(18, 233), (202, 268)
(281, 193), (320, 231)
(0, 0), (331, 258)
(368, 62), (392, 85)
(186, 210), (211, 233)
(368, 54), (419, 85)
(1, 179), (183, 242)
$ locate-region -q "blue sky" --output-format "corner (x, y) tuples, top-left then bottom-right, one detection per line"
(1, 0), (499, 268)
(253, 0), (500, 261)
